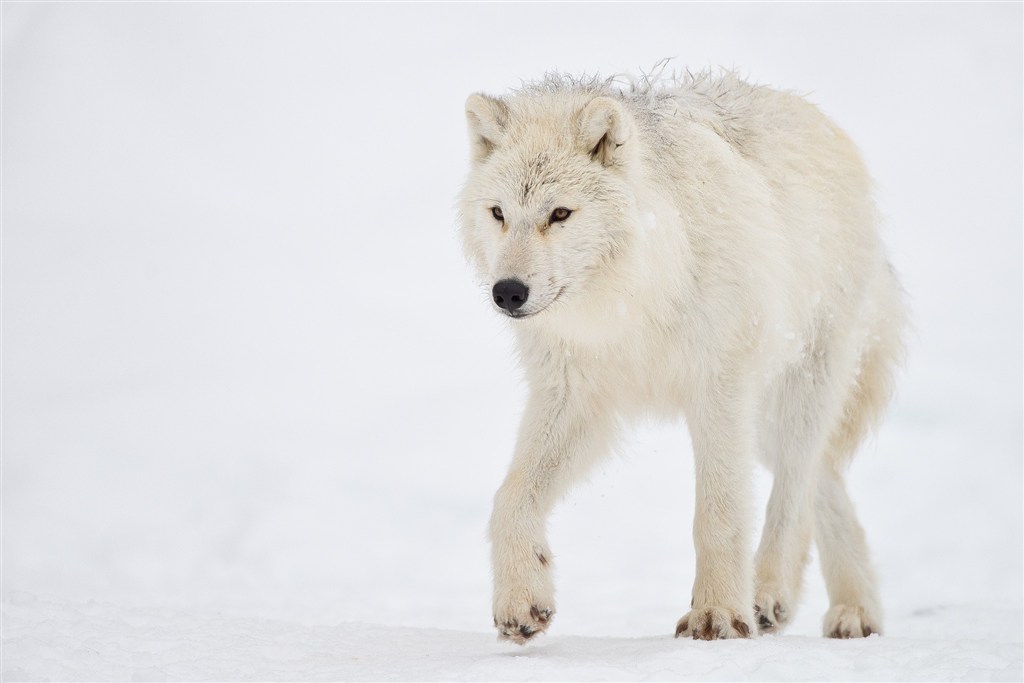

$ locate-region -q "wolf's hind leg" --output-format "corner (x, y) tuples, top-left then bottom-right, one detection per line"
(753, 361), (837, 634)
(753, 468), (815, 633)
(813, 335), (897, 638)
(815, 465), (882, 638)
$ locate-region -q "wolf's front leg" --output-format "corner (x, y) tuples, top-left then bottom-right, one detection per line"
(675, 380), (757, 640)
(489, 372), (613, 644)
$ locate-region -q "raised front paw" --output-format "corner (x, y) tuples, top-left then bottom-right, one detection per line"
(491, 536), (555, 644)
(493, 603), (554, 644)
(675, 606), (754, 640)
(823, 604), (880, 638)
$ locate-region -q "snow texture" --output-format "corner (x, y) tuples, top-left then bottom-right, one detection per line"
(2, 3), (1022, 681)
(3, 595), (1020, 681)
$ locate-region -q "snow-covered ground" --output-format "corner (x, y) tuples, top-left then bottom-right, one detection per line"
(3, 594), (1020, 681)
(2, 3), (1021, 681)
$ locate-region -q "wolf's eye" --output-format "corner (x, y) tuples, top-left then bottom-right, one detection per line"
(550, 207), (573, 223)
(491, 206), (504, 222)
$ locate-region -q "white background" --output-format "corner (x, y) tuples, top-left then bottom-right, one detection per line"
(2, 3), (1021, 680)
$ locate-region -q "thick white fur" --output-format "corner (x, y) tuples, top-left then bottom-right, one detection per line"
(458, 72), (905, 643)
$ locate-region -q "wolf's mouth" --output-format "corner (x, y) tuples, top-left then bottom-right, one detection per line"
(504, 286), (566, 319)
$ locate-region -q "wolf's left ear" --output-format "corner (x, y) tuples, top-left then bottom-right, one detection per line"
(578, 96), (635, 167)
(465, 94), (509, 163)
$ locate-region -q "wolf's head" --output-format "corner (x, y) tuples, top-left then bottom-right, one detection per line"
(458, 89), (642, 321)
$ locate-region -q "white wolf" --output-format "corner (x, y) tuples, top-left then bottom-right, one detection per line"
(458, 70), (905, 643)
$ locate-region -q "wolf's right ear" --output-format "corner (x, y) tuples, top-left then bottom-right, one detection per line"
(465, 94), (509, 163)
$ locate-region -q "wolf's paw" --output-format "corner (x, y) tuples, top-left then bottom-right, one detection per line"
(823, 604), (880, 638)
(491, 544), (555, 644)
(754, 589), (791, 634)
(675, 606), (754, 640)
(493, 604), (554, 645)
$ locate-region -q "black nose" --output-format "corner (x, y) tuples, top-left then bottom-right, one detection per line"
(492, 279), (529, 312)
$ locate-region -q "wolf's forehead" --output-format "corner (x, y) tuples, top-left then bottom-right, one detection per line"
(517, 152), (554, 202)
(502, 150), (571, 204)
